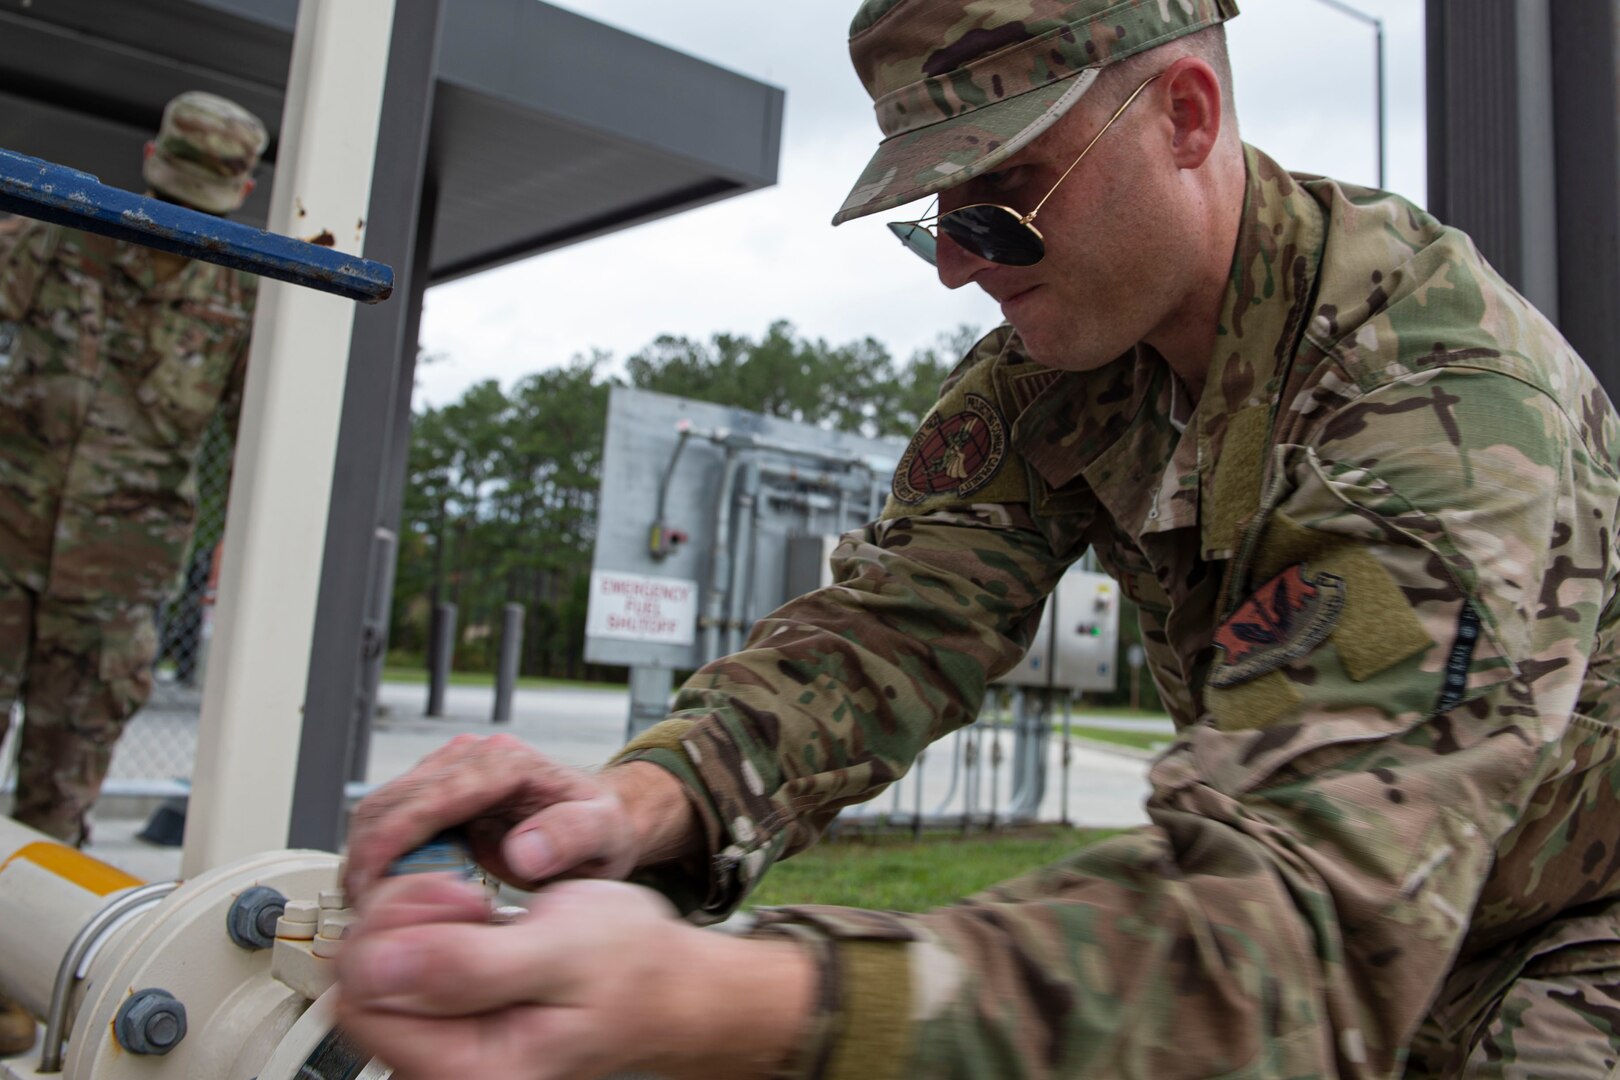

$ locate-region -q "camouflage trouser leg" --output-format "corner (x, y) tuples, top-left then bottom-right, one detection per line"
(0, 578), (28, 764)
(11, 595), (156, 846)
(1408, 900), (1620, 1077)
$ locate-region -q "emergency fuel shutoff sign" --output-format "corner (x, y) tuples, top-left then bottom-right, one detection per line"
(587, 571), (698, 646)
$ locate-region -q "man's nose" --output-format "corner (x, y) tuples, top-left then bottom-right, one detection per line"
(934, 230), (996, 290)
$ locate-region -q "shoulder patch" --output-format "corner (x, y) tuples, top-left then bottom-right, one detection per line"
(1210, 563), (1344, 687)
(891, 392), (1008, 506)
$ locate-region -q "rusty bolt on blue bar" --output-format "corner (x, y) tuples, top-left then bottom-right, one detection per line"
(0, 147), (393, 304)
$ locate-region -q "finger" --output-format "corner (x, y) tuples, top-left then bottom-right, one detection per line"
(339, 918), (574, 1016)
(344, 734), (490, 899)
(336, 998), (608, 1080)
(344, 735), (597, 903)
(340, 880), (676, 1018)
(342, 875), (491, 941)
(499, 794), (632, 884)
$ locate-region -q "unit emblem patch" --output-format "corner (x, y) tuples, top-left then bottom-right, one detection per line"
(1209, 564), (1345, 687)
(891, 393), (1007, 505)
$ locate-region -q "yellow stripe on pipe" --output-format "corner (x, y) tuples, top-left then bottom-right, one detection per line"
(0, 842), (144, 895)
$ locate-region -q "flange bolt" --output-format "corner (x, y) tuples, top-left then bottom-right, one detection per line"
(114, 989), (187, 1055)
(227, 885), (288, 950)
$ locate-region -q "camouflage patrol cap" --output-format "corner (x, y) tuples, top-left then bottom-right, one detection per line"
(142, 91), (268, 215)
(834, 0), (1239, 225)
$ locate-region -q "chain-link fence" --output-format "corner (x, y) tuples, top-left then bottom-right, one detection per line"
(102, 416), (234, 796)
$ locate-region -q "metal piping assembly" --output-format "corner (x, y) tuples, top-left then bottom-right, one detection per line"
(0, 817), (386, 1079)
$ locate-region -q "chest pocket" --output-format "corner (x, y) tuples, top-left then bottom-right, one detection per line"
(1091, 524), (1171, 615)
(136, 300), (243, 447)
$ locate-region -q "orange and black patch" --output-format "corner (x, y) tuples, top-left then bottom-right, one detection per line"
(891, 392), (1007, 505)
(1210, 564), (1344, 687)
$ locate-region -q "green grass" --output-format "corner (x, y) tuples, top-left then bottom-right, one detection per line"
(1065, 724), (1173, 752)
(1075, 705), (1172, 722)
(380, 666), (623, 692)
(744, 825), (1122, 912)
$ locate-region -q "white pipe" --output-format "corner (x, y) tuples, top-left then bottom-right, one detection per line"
(0, 818), (144, 1018)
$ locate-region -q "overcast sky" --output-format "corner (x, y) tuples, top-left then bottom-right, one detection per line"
(415, 0), (1425, 408)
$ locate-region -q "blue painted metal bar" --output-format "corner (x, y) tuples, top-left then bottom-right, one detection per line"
(0, 147), (393, 304)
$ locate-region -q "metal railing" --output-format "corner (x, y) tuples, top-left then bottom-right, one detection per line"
(834, 687), (1120, 835)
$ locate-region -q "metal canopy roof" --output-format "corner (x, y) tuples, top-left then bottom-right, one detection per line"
(0, 0), (784, 283)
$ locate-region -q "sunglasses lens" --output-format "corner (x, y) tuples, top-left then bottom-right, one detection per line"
(887, 221), (939, 266)
(939, 204), (1045, 266)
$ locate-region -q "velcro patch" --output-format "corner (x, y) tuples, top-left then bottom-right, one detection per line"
(1210, 564), (1344, 687)
(891, 392), (1008, 505)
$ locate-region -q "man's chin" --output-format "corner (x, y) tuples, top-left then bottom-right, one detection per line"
(1011, 329), (1130, 374)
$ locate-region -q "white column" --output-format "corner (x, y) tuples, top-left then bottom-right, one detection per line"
(182, 0), (397, 876)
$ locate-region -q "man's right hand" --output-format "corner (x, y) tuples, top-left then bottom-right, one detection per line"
(342, 733), (695, 908)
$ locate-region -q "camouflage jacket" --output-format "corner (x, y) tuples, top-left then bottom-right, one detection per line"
(616, 145), (1620, 1077)
(0, 218), (254, 606)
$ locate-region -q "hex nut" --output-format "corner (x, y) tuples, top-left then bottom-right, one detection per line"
(317, 909), (357, 940)
(227, 885), (288, 950)
(114, 989), (187, 1055)
(282, 900), (320, 924)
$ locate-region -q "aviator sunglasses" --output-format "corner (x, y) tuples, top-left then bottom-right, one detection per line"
(888, 72), (1164, 267)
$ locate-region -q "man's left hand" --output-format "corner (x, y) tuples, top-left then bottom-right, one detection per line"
(334, 874), (817, 1080)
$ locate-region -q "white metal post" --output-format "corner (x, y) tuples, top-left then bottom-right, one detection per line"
(182, 0), (397, 876)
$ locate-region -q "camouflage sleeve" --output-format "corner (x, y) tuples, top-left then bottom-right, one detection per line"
(0, 217), (60, 321)
(611, 329), (1079, 919)
(617, 503), (1071, 918)
(749, 365), (1613, 1079)
(217, 273), (257, 442)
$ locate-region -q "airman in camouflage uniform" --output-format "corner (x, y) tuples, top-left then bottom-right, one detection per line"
(336, 3), (1620, 1078)
(0, 91), (265, 847)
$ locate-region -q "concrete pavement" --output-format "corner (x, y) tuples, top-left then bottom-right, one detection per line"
(81, 681), (1158, 882)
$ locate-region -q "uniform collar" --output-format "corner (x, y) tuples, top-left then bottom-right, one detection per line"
(1008, 144), (1326, 556)
(1195, 144), (1326, 559)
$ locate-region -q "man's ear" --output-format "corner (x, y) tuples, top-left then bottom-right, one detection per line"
(241, 177), (257, 199)
(143, 140), (156, 160)
(1160, 56), (1223, 170)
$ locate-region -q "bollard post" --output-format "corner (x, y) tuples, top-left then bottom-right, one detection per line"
(426, 602), (456, 718)
(1061, 692), (1075, 827)
(492, 603), (525, 725)
(624, 666), (675, 743)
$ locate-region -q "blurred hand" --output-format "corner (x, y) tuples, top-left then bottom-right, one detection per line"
(334, 874), (815, 1080)
(342, 734), (690, 907)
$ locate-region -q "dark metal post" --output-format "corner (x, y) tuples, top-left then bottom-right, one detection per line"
(289, 0), (446, 851)
(1426, 0), (1559, 316)
(426, 602), (456, 719)
(1550, 1), (1620, 397)
(347, 525), (397, 783)
(624, 666), (674, 742)
(351, 185), (441, 781)
(1061, 693), (1073, 827)
(492, 603), (524, 725)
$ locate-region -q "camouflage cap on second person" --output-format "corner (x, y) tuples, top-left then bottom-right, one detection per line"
(142, 91), (269, 215)
(833, 0), (1239, 225)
